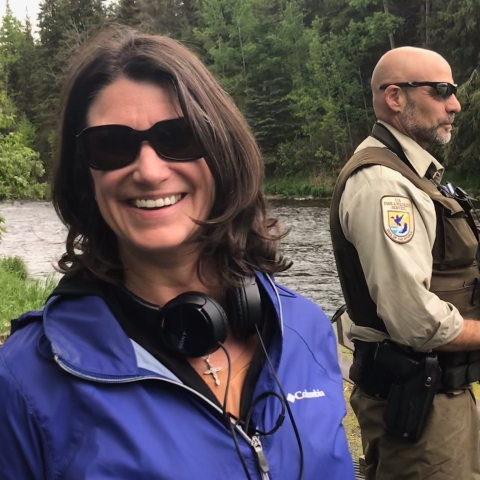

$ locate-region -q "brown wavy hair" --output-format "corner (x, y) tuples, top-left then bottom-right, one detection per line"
(52, 25), (290, 285)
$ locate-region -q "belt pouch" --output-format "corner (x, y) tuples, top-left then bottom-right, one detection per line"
(350, 341), (395, 398)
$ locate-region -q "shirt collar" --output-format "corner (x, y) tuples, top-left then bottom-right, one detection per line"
(376, 120), (444, 181)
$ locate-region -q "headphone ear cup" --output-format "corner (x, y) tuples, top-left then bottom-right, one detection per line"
(159, 292), (227, 357)
(227, 276), (263, 339)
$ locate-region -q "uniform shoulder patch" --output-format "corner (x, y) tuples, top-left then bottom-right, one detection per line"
(381, 196), (414, 244)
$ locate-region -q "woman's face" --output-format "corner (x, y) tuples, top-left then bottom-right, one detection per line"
(87, 77), (215, 263)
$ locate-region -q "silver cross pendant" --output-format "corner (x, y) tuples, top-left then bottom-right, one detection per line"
(203, 356), (222, 386)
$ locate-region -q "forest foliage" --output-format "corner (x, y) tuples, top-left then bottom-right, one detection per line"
(0, 0), (479, 198)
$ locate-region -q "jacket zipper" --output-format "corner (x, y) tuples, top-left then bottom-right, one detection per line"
(251, 435), (270, 474)
(54, 355), (270, 480)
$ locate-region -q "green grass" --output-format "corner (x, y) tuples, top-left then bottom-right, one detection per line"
(0, 256), (57, 338)
(473, 383), (480, 398)
(264, 167), (480, 200)
(264, 173), (336, 198)
(343, 381), (363, 462)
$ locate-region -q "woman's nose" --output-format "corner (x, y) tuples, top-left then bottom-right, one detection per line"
(131, 142), (171, 185)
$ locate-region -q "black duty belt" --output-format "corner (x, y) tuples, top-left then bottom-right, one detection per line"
(351, 340), (478, 396)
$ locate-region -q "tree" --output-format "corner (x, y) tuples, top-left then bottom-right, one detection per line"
(428, 0), (480, 83)
(115, 0), (142, 27)
(196, 0), (306, 158)
(0, 10), (38, 122)
(0, 91), (46, 200)
(282, 0), (402, 174)
(0, 3), (26, 95)
(1, 0), (480, 183)
(35, 0), (107, 174)
(442, 70), (480, 175)
(138, 0), (199, 41)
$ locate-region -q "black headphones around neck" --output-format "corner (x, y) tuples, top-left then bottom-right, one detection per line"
(123, 276), (264, 358)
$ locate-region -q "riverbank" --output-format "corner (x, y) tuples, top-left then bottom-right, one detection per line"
(264, 173), (336, 199)
(264, 169), (480, 200)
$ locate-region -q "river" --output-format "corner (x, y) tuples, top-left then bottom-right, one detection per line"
(0, 200), (344, 317)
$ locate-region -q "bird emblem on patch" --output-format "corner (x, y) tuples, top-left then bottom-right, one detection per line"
(381, 196), (414, 243)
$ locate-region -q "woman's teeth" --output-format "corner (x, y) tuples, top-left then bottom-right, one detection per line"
(133, 194), (182, 209)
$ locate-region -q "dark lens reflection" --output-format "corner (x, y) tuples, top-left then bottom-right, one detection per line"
(435, 83), (456, 99)
(151, 119), (203, 161)
(87, 125), (136, 170)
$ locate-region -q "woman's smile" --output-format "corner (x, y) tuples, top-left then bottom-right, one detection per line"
(131, 193), (184, 209)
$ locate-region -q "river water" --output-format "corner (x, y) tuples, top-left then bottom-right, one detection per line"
(0, 200), (344, 317)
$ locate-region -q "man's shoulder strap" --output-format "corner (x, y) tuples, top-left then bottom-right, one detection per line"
(343, 145), (437, 197)
(371, 122), (414, 170)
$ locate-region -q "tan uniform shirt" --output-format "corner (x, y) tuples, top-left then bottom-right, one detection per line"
(339, 121), (464, 352)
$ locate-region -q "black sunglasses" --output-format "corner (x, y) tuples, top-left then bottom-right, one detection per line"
(76, 117), (204, 171)
(379, 81), (458, 99)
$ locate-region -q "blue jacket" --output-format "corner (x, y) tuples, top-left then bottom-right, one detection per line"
(0, 273), (354, 479)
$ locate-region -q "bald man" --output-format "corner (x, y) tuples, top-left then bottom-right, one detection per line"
(330, 47), (480, 479)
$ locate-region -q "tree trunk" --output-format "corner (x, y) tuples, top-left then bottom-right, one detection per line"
(357, 62), (370, 133)
(382, 0), (395, 49)
(236, 20), (248, 91)
(425, 0), (432, 45)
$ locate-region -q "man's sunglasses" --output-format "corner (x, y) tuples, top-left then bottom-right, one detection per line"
(379, 81), (458, 99)
(76, 117), (204, 171)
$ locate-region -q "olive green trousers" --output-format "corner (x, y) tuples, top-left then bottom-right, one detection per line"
(351, 385), (480, 480)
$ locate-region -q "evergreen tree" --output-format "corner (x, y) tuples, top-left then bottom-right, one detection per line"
(428, 0), (480, 83)
(10, 14), (37, 122)
(139, 0), (199, 40)
(35, 0), (107, 174)
(0, 2), (26, 95)
(196, 0), (305, 157)
(115, 0), (142, 27)
(0, 0), (479, 185)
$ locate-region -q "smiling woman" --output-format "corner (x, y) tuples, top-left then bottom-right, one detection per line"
(0, 25), (355, 480)
(85, 77), (215, 266)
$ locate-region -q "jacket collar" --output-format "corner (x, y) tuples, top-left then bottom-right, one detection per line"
(20, 271), (283, 379)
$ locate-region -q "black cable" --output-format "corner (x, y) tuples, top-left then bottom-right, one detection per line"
(217, 342), (232, 421)
(244, 391), (286, 436)
(218, 342), (253, 480)
(255, 324), (305, 480)
(228, 416), (253, 480)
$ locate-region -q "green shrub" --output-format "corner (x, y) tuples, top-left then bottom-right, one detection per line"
(0, 130), (47, 200)
(0, 93), (46, 201)
(0, 260), (57, 336)
(0, 255), (28, 280)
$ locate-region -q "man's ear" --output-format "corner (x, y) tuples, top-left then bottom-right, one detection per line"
(384, 85), (405, 113)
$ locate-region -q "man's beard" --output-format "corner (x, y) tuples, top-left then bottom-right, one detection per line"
(402, 95), (454, 145)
